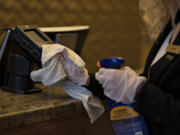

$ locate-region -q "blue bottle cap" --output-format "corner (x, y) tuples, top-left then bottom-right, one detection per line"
(99, 57), (124, 69)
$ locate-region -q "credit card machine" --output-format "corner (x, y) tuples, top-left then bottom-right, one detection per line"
(12, 25), (54, 67)
(0, 25), (55, 94)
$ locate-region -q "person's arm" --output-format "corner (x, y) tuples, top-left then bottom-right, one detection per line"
(84, 73), (107, 98)
(135, 81), (180, 130)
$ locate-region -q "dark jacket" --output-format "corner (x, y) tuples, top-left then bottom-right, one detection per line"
(86, 12), (180, 135)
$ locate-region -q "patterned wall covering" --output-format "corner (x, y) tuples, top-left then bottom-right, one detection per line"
(0, 0), (152, 72)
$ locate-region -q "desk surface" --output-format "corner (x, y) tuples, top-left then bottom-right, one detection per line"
(0, 84), (86, 131)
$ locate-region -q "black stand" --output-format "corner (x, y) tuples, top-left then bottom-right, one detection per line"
(1, 54), (41, 94)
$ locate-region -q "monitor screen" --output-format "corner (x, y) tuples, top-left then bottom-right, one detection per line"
(54, 33), (77, 50)
(39, 26), (90, 55)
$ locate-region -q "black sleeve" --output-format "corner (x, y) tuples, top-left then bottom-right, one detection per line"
(135, 81), (180, 130)
(84, 73), (107, 98)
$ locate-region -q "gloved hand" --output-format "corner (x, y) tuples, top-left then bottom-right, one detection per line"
(95, 66), (147, 104)
(31, 44), (89, 86)
(60, 53), (89, 86)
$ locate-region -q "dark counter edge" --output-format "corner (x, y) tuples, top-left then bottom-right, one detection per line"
(0, 100), (87, 131)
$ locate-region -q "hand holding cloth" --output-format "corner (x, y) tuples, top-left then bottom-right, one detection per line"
(31, 44), (105, 123)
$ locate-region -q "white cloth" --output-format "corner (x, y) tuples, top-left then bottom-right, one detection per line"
(95, 66), (147, 104)
(30, 44), (105, 123)
(31, 44), (87, 86)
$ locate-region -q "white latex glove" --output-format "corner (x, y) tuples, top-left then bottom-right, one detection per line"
(60, 53), (89, 86)
(95, 66), (147, 104)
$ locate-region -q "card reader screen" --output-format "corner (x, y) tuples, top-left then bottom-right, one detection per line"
(24, 29), (48, 43)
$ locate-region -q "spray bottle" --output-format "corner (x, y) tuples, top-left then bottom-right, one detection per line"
(97, 57), (152, 135)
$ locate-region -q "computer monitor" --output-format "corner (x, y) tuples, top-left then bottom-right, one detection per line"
(0, 30), (11, 87)
(39, 26), (90, 55)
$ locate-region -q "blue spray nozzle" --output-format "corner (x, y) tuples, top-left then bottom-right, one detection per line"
(98, 57), (124, 69)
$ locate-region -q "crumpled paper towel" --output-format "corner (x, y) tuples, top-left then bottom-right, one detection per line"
(30, 44), (105, 123)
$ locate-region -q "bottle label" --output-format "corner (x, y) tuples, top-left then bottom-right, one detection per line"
(110, 104), (147, 135)
(110, 106), (139, 121)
